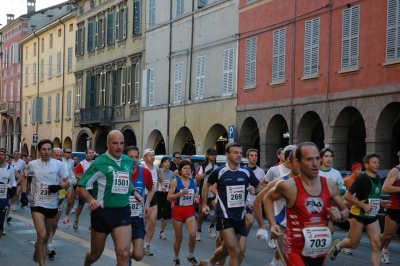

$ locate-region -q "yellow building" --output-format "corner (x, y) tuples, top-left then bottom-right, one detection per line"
(19, 11), (76, 158)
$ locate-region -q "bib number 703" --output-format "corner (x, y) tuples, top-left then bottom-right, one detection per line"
(310, 239), (326, 248)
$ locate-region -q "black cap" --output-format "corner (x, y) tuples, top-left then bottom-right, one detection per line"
(207, 148), (217, 155)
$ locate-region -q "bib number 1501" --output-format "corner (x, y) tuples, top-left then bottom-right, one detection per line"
(114, 178), (129, 187)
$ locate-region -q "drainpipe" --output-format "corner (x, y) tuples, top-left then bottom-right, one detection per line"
(289, 0), (297, 144)
(59, 18), (66, 148)
(187, 0), (195, 103)
(33, 30), (39, 158)
(326, 1), (332, 127)
(167, 0), (172, 153)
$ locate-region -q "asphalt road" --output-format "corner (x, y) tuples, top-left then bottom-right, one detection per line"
(2, 200), (400, 266)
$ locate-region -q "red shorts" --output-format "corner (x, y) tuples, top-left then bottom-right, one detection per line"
(284, 251), (326, 266)
(172, 205), (195, 222)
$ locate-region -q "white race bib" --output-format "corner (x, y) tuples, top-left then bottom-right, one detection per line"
(179, 189), (194, 206)
(111, 171), (129, 194)
(129, 196), (143, 217)
(0, 184), (7, 199)
(301, 226), (332, 258)
(365, 198), (380, 217)
(36, 182), (53, 202)
(226, 185), (245, 208)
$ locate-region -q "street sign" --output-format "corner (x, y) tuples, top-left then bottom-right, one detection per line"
(228, 125), (234, 143)
(33, 134), (38, 145)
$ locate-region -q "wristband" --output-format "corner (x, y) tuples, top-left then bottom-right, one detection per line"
(145, 202), (150, 207)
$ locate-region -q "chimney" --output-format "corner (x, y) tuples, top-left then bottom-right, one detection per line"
(7, 14), (15, 25)
(27, 0), (36, 14)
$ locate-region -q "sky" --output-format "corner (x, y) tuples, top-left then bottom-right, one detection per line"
(0, 0), (67, 28)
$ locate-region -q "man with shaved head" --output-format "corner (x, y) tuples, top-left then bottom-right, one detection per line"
(77, 130), (137, 266)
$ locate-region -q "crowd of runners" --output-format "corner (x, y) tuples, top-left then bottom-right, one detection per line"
(1, 129), (400, 266)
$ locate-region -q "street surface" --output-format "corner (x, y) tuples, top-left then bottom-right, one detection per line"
(2, 200), (400, 266)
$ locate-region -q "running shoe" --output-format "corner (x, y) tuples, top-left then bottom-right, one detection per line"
(12, 205), (16, 211)
(328, 239), (340, 260)
(268, 238), (276, 249)
(6, 216), (11, 223)
(63, 217), (70, 226)
(144, 245), (153, 256)
(48, 249), (56, 260)
(173, 258), (181, 265)
(73, 220), (78, 230)
(256, 229), (269, 242)
(208, 227), (216, 238)
(341, 248), (352, 255)
(159, 232), (166, 240)
(199, 259), (211, 266)
(2, 230), (5, 235)
(196, 231), (201, 241)
(71, 207), (76, 213)
(381, 249), (390, 264)
(33, 251), (38, 262)
(187, 256), (199, 266)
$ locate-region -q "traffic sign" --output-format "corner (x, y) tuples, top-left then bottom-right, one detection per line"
(228, 125), (234, 143)
(33, 134), (38, 145)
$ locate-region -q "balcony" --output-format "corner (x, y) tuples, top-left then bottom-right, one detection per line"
(79, 106), (115, 129)
(0, 101), (19, 116)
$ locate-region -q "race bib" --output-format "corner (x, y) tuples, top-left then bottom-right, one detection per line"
(129, 196), (143, 217)
(301, 226), (332, 258)
(226, 185), (245, 208)
(179, 189), (194, 206)
(365, 198), (380, 217)
(112, 171), (130, 194)
(159, 180), (170, 192)
(0, 184), (7, 199)
(36, 182), (53, 202)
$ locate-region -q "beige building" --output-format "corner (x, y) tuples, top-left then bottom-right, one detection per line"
(71, 0), (144, 153)
(19, 11), (77, 158)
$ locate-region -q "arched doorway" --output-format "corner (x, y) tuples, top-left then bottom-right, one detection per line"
(375, 102), (400, 168)
(95, 130), (109, 154)
(265, 115), (289, 167)
(30, 146), (36, 159)
(332, 107), (366, 170)
(297, 111), (325, 150)
(63, 137), (72, 149)
(204, 124), (228, 155)
(239, 117), (260, 164)
(145, 130), (166, 155)
(53, 137), (61, 148)
(76, 130), (89, 152)
(121, 126), (137, 147)
(173, 127), (195, 155)
(22, 143), (29, 156)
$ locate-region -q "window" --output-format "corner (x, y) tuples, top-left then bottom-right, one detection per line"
(34, 42), (37, 56)
(48, 55), (53, 78)
(24, 102), (28, 125)
(245, 38), (257, 87)
(66, 91), (72, 118)
(120, 67), (126, 104)
(75, 26), (85, 56)
(69, 23), (73, 32)
(55, 93), (60, 120)
(57, 52), (62, 75)
(68, 47), (73, 72)
(58, 29), (62, 37)
(99, 73), (106, 105)
(195, 55), (206, 100)
(2, 83), (6, 102)
(79, 5), (84, 15)
(115, 6), (128, 41)
(177, 0), (184, 17)
(149, 0), (156, 27)
(304, 18), (320, 77)
(387, 0), (400, 61)
(95, 17), (106, 48)
(32, 97), (43, 123)
(76, 78), (82, 110)
(90, 0), (95, 9)
(2, 49), (7, 68)
(246, 0), (256, 3)
(40, 59), (44, 81)
(33, 62), (37, 83)
(47, 96), (52, 122)
(107, 11), (114, 44)
(222, 48), (234, 95)
(342, 6), (359, 69)
(41, 38), (44, 53)
(272, 28), (286, 83)
(134, 63), (140, 103)
(174, 61), (183, 103)
(88, 21), (94, 52)
(86, 75), (96, 108)
(25, 66), (28, 86)
(10, 82), (13, 102)
(10, 45), (14, 65)
(50, 34), (53, 49)
(133, 0), (141, 35)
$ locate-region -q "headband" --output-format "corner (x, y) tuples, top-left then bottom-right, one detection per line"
(351, 163), (362, 172)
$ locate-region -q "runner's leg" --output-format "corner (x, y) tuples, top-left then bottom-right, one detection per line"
(172, 218), (184, 258)
(110, 224), (131, 266)
(364, 220), (382, 266)
(83, 229), (107, 265)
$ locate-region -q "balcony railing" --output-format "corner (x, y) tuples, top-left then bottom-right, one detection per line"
(79, 106), (114, 127)
(0, 101), (19, 115)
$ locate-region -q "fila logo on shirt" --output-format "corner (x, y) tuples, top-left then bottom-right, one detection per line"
(305, 197), (323, 214)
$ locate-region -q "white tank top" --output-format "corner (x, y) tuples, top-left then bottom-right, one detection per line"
(142, 163), (157, 194)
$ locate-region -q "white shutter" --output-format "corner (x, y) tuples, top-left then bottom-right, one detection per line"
(48, 55), (53, 78)
(195, 55), (206, 100)
(245, 38), (257, 86)
(102, 17), (105, 47)
(24, 102), (28, 125)
(149, 68), (154, 107)
(121, 67), (126, 104)
(174, 61), (183, 103)
(95, 19), (99, 49)
(40, 59), (44, 81)
(304, 18), (320, 77)
(272, 29), (285, 82)
(223, 48), (234, 95)
(149, 0), (156, 27)
(68, 47), (73, 72)
(141, 69), (148, 108)
(341, 6), (359, 69)
(47, 96), (52, 121)
(387, 0), (400, 61)
(57, 52), (61, 75)
(56, 93), (60, 120)
(67, 91), (72, 118)
(116, 9), (120, 41)
(123, 6), (127, 39)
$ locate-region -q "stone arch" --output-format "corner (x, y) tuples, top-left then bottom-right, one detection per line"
(121, 125), (137, 147)
(265, 115), (289, 167)
(204, 124), (228, 155)
(95, 130), (109, 155)
(22, 143), (29, 156)
(76, 130), (90, 152)
(53, 137), (61, 148)
(172, 127), (195, 155)
(145, 130), (166, 154)
(15, 117), (21, 134)
(332, 106), (366, 170)
(297, 111), (325, 150)
(375, 102), (400, 168)
(1, 119), (6, 134)
(63, 137), (72, 149)
(238, 117), (260, 164)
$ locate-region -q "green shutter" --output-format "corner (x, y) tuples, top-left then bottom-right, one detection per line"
(88, 22), (94, 51)
(107, 13), (114, 44)
(133, 1), (141, 35)
(86, 76), (92, 108)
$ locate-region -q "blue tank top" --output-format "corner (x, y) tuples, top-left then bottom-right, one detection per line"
(131, 167), (145, 198)
(174, 177), (196, 206)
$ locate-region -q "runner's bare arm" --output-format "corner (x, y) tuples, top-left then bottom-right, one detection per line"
(343, 190), (370, 213)
(209, 183), (217, 196)
(326, 179), (349, 222)
(382, 168), (400, 193)
(253, 179), (280, 230)
(76, 186), (101, 210)
(156, 167), (165, 191)
(264, 185), (285, 238)
(201, 181), (212, 215)
(167, 179), (182, 201)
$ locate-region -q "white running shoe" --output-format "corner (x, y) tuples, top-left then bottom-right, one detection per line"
(208, 227), (216, 238)
(12, 205), (16, 211)
(381, 250), (390, 264)
(196, 231), (201, 241)
(71, 207), (76, 213)
(341, 248), (352, 255)
(256, 229), (269, 242)
(268, 238), (276, 249)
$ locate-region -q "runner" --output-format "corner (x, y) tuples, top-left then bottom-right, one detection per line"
(380, 151), (400, 264)
(141, 148), (165, 256)
(76, 130), (135, 266)
(265, 142), (349, 266)
(62, 147), (76, 226)
(10, 150), (26, 210)
(168, 160), (200, 266)
(123, 146), (153, 262)
(274, 148), (285, 166)
(73, 148), (95, 230)
(157, 156), (175, 240)
(170, 152), (181, 172)
(199, 143), (263, 266)
(328, 153), (391, 266)
(20, 139), (70, 266)
(319, 147), (346, 195)
(195, 148), (218, 241)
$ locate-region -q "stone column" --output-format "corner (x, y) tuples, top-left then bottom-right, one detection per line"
(0, 134), (5, 149)
(6, 133), (11, 153)
(326, 139), (348, 171)
(13, 133), (20, 153)
(366, 138), (392, 169)
(259, 141), (268, 169)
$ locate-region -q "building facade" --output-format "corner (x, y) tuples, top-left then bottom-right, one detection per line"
(237, 0), (400, 169)
(20, 11), (76, 158)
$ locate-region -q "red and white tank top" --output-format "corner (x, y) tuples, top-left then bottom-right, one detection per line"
(389, 165), (400, 210)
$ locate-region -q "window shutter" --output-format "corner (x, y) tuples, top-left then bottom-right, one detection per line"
(133, 1), (141, 35)
(67, 91), (72, 118)
(304, 18), (320, 77)
(123, 6), (127, 39)
(86, 76), (92, 108)
(387, 0), (399, 61)
(149, 68), (154, 107)
(342, 6), (359, 69)
(48, 55), (53, 78)
(40, 59), (44, 81)
(127, 65), (132, 103)
(100, 73), (105, 105)
(24, 102), (28, 125)
(245, 38), (256, 86)
(223, 48), (234, 95)
(88, 22), (94, 51)
(75, 30), (78, 55)
(195, 55), (206, 100)
(32, 99), (36, 123)
(121, 67), (126, 104)
(25, 66), (28, 86)
(113, 70), (118, 106)
(56, 93), (60, 120)
(134, 63), (140, 102)
(116, 9), (120, 41)
(174, 61), (183, 103)
(33, 62), (36, 83)
(149, 0), (156, 27)
(102, 17), (105, 47)
(272, 29), (285, 82)
(47, 96), (51, 121)
(57, 52), (61, 75)
(81, 27), (85, 55)
(95, 20), (98, 49)
(68, 47), (73, 72)
(107, 12), (114, 44)
(141, 69), (148, 108)
(36, 97), (43, 123)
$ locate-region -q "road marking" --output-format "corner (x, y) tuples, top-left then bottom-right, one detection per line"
(10, 213), (150, 266)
